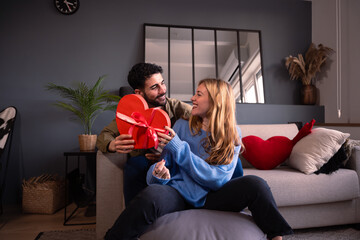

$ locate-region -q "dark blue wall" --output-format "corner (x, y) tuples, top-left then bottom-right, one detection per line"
(0, 0), (316, 203)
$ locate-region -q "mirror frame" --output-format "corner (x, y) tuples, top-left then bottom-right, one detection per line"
(144, 23), (265, 103)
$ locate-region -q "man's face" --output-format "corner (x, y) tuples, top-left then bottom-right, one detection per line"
(135, 73), (167, 108)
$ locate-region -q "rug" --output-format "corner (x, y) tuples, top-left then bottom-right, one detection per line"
(35, 228), (96, 240)
(284, 225), (360, 240)
(35, 225), (360, 240)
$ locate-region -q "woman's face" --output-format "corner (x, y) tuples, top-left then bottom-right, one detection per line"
(191, 83), (211, 119)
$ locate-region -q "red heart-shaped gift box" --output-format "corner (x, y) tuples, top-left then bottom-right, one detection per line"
(116, 94), (170, 149)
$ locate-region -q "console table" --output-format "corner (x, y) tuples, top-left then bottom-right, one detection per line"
(64, 150), (96, 226)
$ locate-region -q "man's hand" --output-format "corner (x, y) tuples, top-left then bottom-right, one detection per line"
(145, 153), (161, 163)
(108, 134), (135, 153)
(153, 159), (170, 179)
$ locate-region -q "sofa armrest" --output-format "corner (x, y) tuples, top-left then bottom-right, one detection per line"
(347, 146), (360, 186)
(96, 151), (128, 239)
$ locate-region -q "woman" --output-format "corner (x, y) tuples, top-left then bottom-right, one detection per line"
(105, 79), (292, 240)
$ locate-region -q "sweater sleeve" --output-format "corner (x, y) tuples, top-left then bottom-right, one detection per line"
(146, 164), (170, 185)
(163, 133), (240, 191)
(232, 126), (244, 178)
(232, 157), (244, 179)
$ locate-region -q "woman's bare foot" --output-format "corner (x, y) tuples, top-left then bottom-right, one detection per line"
(272, 236), (282, 240)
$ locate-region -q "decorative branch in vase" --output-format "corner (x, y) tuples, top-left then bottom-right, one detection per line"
(285, 43), (334, 104)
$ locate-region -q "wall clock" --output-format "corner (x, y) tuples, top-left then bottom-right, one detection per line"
(55, 0), (79, 15)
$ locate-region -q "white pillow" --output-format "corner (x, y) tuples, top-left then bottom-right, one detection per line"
(288, 128), (350, 174)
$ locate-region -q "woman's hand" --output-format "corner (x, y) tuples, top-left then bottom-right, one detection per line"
(158, 126), (176, 148)
(153, 159), (170, 179)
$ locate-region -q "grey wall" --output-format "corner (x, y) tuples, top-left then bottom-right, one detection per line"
(0, 0), (317, 203)
(312, 0), (360, 124)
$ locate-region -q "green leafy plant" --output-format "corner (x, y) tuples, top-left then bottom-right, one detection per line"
(46, 75), (120, 135)
(285, 43), (334, 85)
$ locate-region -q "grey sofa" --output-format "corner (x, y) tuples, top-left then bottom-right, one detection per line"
(96, 123), (360, 239)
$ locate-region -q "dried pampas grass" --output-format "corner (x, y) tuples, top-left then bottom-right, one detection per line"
(285, 43), (334, 85)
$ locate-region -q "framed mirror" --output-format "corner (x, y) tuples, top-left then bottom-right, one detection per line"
(144, 24), (265, 103)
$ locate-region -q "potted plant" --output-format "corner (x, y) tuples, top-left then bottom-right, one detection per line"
(46, 75), (121, 151)
(285, 43), (334, 104)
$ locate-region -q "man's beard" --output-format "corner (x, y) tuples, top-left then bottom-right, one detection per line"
(143, 93), (167, 107)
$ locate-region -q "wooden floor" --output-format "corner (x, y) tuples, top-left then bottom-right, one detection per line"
(0, 203), (96, 240)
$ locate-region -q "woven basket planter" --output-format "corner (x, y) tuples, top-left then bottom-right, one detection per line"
(22, 174), (65, 214)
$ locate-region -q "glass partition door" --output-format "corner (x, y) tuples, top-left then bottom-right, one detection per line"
(144, 24), (265, 103)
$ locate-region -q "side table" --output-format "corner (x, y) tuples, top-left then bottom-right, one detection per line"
(64, 150), (97, 226)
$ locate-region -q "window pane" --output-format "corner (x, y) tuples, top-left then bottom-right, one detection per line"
(145, 26), (169, 90)
(239, 31), (264, 103)
(194, 29), (216, 87)
(245, 85), (257, 103)
(256, 70), (264, 103)
(217, 30), (240, 102)
(170, 28), (193, 101)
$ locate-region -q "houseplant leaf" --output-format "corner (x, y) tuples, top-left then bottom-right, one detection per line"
(46, 75), (121, 135)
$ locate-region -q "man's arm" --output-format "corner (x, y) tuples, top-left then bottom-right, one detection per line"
(96, 119), (119, 153)
(96, 118), (136, 154)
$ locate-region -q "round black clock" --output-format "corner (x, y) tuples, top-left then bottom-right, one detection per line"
(55, 0), (79, 15)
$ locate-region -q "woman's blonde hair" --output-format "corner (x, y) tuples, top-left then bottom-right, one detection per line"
(189, 78), (241, 165)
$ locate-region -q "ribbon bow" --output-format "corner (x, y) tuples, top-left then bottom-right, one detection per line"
(116, 110), (167, 149)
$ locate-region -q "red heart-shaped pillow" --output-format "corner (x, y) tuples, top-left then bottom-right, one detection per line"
(242, 136), (293, 170)
(116, 94), (170, 149)
(241, 119), (315, 170)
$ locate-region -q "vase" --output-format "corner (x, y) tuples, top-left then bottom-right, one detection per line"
(301, 84), (317, 105)
(78, 134), (97, 151)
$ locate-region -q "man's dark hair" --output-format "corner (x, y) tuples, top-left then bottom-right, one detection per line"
(127, 63), (163, 90)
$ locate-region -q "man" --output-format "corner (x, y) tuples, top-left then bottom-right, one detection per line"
(96, 63), (192, 205)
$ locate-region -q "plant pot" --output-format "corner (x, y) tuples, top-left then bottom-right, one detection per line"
(78, 134), (97, 151)
(301, 84), (317, 105)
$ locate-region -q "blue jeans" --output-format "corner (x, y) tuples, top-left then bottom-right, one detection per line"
(105, 175), (293, 240)
(123, 156), (150, 207)
(204, 175), (293, 239)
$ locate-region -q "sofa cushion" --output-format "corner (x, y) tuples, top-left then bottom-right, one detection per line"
(141, 209), (266, 240)
(240, 120), (314, 170)
(288, 128), (350, 174)
(244, 167), (360, 207)
(239, 123), (298, 169)
(241, 136), (293, 170)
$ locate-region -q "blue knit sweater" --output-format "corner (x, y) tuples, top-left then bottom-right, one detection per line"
(146, 119), (243, 207)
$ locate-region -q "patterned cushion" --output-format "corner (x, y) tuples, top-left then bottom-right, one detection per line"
(0, 106), (17, 158)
